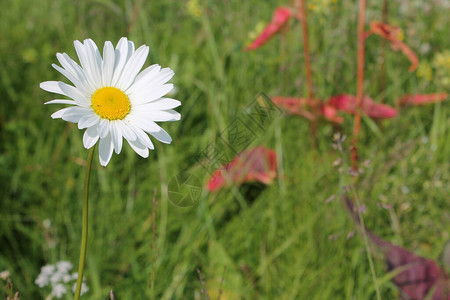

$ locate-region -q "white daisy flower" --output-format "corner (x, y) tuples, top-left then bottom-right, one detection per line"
(41, 37), (181, 166)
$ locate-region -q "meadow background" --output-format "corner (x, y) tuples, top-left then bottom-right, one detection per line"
(0, 0), (449, 299)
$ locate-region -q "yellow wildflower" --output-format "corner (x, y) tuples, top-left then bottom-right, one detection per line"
(187, 0), (202, 18)
(247, 21), (266, 41)
(433, 50), (450, 86)
(308, 0), (338, 15)
(416, 61), (432, 81)
(434, 50), (450, 70)
(245, 21), (266, 48)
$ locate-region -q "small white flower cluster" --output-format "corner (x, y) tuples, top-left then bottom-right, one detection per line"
(35, 261), (89, 298)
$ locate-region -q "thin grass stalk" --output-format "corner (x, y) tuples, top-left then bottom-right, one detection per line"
(74, 147), (95, 300)
(299, 0), (317, 138)
(149, 188), (158, 299)
(127, 0), (144, 34)
(351, 0), (366, 170)
(217, 266), (226, 300)
(352, 189), (382, 300)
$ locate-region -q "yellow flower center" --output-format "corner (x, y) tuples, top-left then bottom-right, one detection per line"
(91, 87), (131, 120)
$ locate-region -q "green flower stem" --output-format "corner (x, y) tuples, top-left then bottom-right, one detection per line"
(74, 146), (95, 300)
(352, 188), (382, 300)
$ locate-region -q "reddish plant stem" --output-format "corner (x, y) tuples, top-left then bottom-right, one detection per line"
(379, 0), (389, 103)
(299, 0), (317, 138)
(351, 0), (366, 171)
(299, 0), (314, 100)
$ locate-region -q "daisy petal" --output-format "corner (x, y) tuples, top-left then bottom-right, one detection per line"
(40, 81), (64, 94)
(135, 110), (181, 122)
(61, 107), (92, 123)
(156, 110), (181, 121)
(130, 84), (174, 105)
(117, 45), (149, 91)
(110, 121), (123, 154)
(56, 53), (81, 79)
(98, 134), (114, 166)
(98, 119), (110, 139)
(78, 113), (100, 129)
(51, 107), (72, 119)
(45, 99), (78, 105)
(149, 127), (172, 144)
(58, 82), (90, 106)
(83, 126), (99, 149)
(126, 115), (162, 132)
(128, 138), (149, 158)
(111, 37), (131, 86)
(127, 40), (135, 59)
(39, 81), (90, 106)
(84, 39), (103, 87)
(135, 98), (181, 110)
(41, 80), (89, 106)
(52, 64), (90, 96)
(133, 64), (161, 84)
(151, 68), (175, 85)
(126, 64), (161, 94)
(129, 125), (154, 149)
(74, 41), (94, 83)
(57, 53), (95, 93)
(116, 120), (136, 142)
(102, 41), (115, 86)
(127, 66), (174, 96)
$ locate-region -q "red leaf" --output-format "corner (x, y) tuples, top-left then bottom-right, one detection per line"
(397, 43), (419, 72)
(344, 197), (450, 300)
(320, 104), (344, 124)
(326, 94), (398, 119)
(399, 93), (448, 107)
(245, 7), (292, 51)
(369, 233), (450, 300)
(271, 96), (344, 123)
(369, 21), (419, 72)
(271, 96), (315, 120)
(272, 94), (397, 122)
(369, 21), (403, 43)
(207, 147), (277, 192)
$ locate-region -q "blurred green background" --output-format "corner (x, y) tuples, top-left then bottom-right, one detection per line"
(0, 0), (449, 299)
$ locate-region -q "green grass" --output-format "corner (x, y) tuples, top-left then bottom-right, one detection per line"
(0, 0), (449, 299)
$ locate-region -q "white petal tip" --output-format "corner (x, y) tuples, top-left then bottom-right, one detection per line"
(39, 81), (51, 90)
(50, 111), (63, 119)
(161, 138), (172, 144)
(99, 156), (111, 167)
